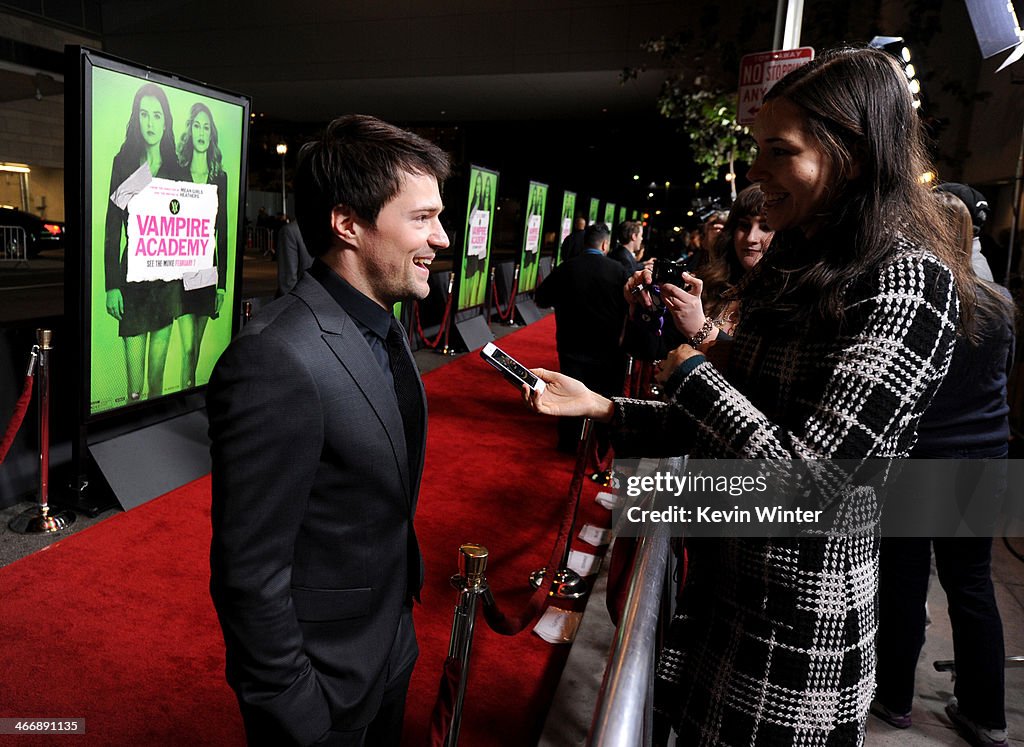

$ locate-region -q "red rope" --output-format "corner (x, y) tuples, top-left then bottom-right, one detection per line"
(428, 656), (463, 747)
(490, 275), (518, 323)
(0, 375), (34, 465)
(480, 427), (593, 636)
(413, 290), (454, 349)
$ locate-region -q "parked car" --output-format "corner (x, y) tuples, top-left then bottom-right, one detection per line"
(0, 207), (65, 258)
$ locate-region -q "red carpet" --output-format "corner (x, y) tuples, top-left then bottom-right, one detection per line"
(0, 314), (610, 746)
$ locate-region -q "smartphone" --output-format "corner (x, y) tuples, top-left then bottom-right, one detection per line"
(480, 343), (546, 394)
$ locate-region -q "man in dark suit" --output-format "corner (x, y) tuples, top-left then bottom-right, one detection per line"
(275, 219), (314, 296)
(207, 115), (450, 747)
(536, 222), (629, 450)
(608, 220), (646, 273)
(558, 214), (587, 262)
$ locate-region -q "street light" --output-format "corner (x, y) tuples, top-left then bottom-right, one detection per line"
(276, 143), (288, 216)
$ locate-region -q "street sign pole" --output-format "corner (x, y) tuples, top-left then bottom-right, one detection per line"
(773, 0), (805, 51)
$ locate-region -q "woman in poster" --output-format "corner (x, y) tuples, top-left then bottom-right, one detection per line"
(461, 171), (484, 307)
(521, 184), (542, 290)
(176, 101), (228, 389)
(104, 82), (183, 401)
(473, 176), (494, 304)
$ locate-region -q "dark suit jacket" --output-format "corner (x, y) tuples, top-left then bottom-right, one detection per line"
(608, 244), (641, 273)
(535, 252), (629, 395)
(276, 221), (314, 297)
(207, 273), (425, 745)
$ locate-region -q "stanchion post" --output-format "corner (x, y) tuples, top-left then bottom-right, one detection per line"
(484, 266), (495, 327)
(10, 329), (76, 534)
(505, 266), (520, 327)
(440, 271), (457, 356)
(445, 543), (489, 747)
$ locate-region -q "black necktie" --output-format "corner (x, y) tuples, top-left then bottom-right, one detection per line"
(387, 318), (424, 601)
(386, 318), (422, 480)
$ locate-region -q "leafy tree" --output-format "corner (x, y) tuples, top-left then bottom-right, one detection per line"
(623, 8), (774, 194)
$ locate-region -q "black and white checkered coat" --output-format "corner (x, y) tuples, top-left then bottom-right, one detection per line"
(612, 243), (959, 746)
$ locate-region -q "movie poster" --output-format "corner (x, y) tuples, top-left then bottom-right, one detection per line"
(517, 181), (547, 294)
(618, 205), (627, 225)
(86, 61), (247, 417)
(457, 165), (499, 310)
(588, 198), (600, 225)
(556, 190), (576, 265)
(604, 202), (616, 228)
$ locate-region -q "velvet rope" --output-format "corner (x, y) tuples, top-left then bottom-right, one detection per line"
(0, 375), (34, 465)
(413, 290), (454, 350)
(428, 656), (463, 747)
(479, 427), (593, 636)
(489, 274), (518, 323)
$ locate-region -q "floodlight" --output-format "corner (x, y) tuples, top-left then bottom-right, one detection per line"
(869, 36), (923, 110)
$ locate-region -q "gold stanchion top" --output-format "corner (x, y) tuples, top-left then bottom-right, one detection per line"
(459, 543), (488, 588)
(36, 329), (53, 349)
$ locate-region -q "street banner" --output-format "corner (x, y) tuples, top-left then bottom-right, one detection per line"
(604, 202), (616, 227)
(457, 164), (499, 310)
(518, 181), (547, 293)
(81, 52), (248, 419)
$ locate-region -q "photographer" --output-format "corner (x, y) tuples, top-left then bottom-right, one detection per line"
(624, 187), (773, 369)
(524, 47), (972, 745)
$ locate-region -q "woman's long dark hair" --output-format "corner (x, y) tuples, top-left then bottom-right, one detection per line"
(115, 83), (176, 171)
(469, 172), (483, 213)
(742, 46), (973, 331)
(177, 102), (223, 180)
(699, 185), (770, 320)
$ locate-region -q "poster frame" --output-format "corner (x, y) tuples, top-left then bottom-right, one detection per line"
(455, 163), (500, 312)
(516, 180), (547, 294)
(67, 46), (250, 427)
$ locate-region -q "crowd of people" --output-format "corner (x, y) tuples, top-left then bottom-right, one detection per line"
(210, 43), (1016, 747)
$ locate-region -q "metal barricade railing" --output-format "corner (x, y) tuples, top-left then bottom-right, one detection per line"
(586, 525), (671, 746)
(249, 226), (275, 257)
(587, 458), (680, 747)
(1, 226), (28, 262)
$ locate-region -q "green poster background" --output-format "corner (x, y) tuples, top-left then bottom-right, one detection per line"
(604, 202), (616, 227)
(457, 165), (499, 310)
(632, 209), (639, 220)
(88, 65), (245, 416)
(618, 206), (627, 225)
(588, 198), (600, 225)
(556, 190), (576, 265)
(517, 181), (547, 294)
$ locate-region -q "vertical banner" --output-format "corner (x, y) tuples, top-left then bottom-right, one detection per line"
(556, 190), (576, 265)
(517, 181), (548, 294)
(83, 52), (248, 419)
(631, 209), (639, 220)
(457, 164), (499, 311)
(618, 205), (627, 225)
(603, 202), (616, 227)
(588, 198), (600, 225)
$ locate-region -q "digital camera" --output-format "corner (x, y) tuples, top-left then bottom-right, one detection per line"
(652, 257), (693, 287)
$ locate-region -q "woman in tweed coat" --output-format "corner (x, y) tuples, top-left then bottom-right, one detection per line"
(525, 47), (974, 746)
